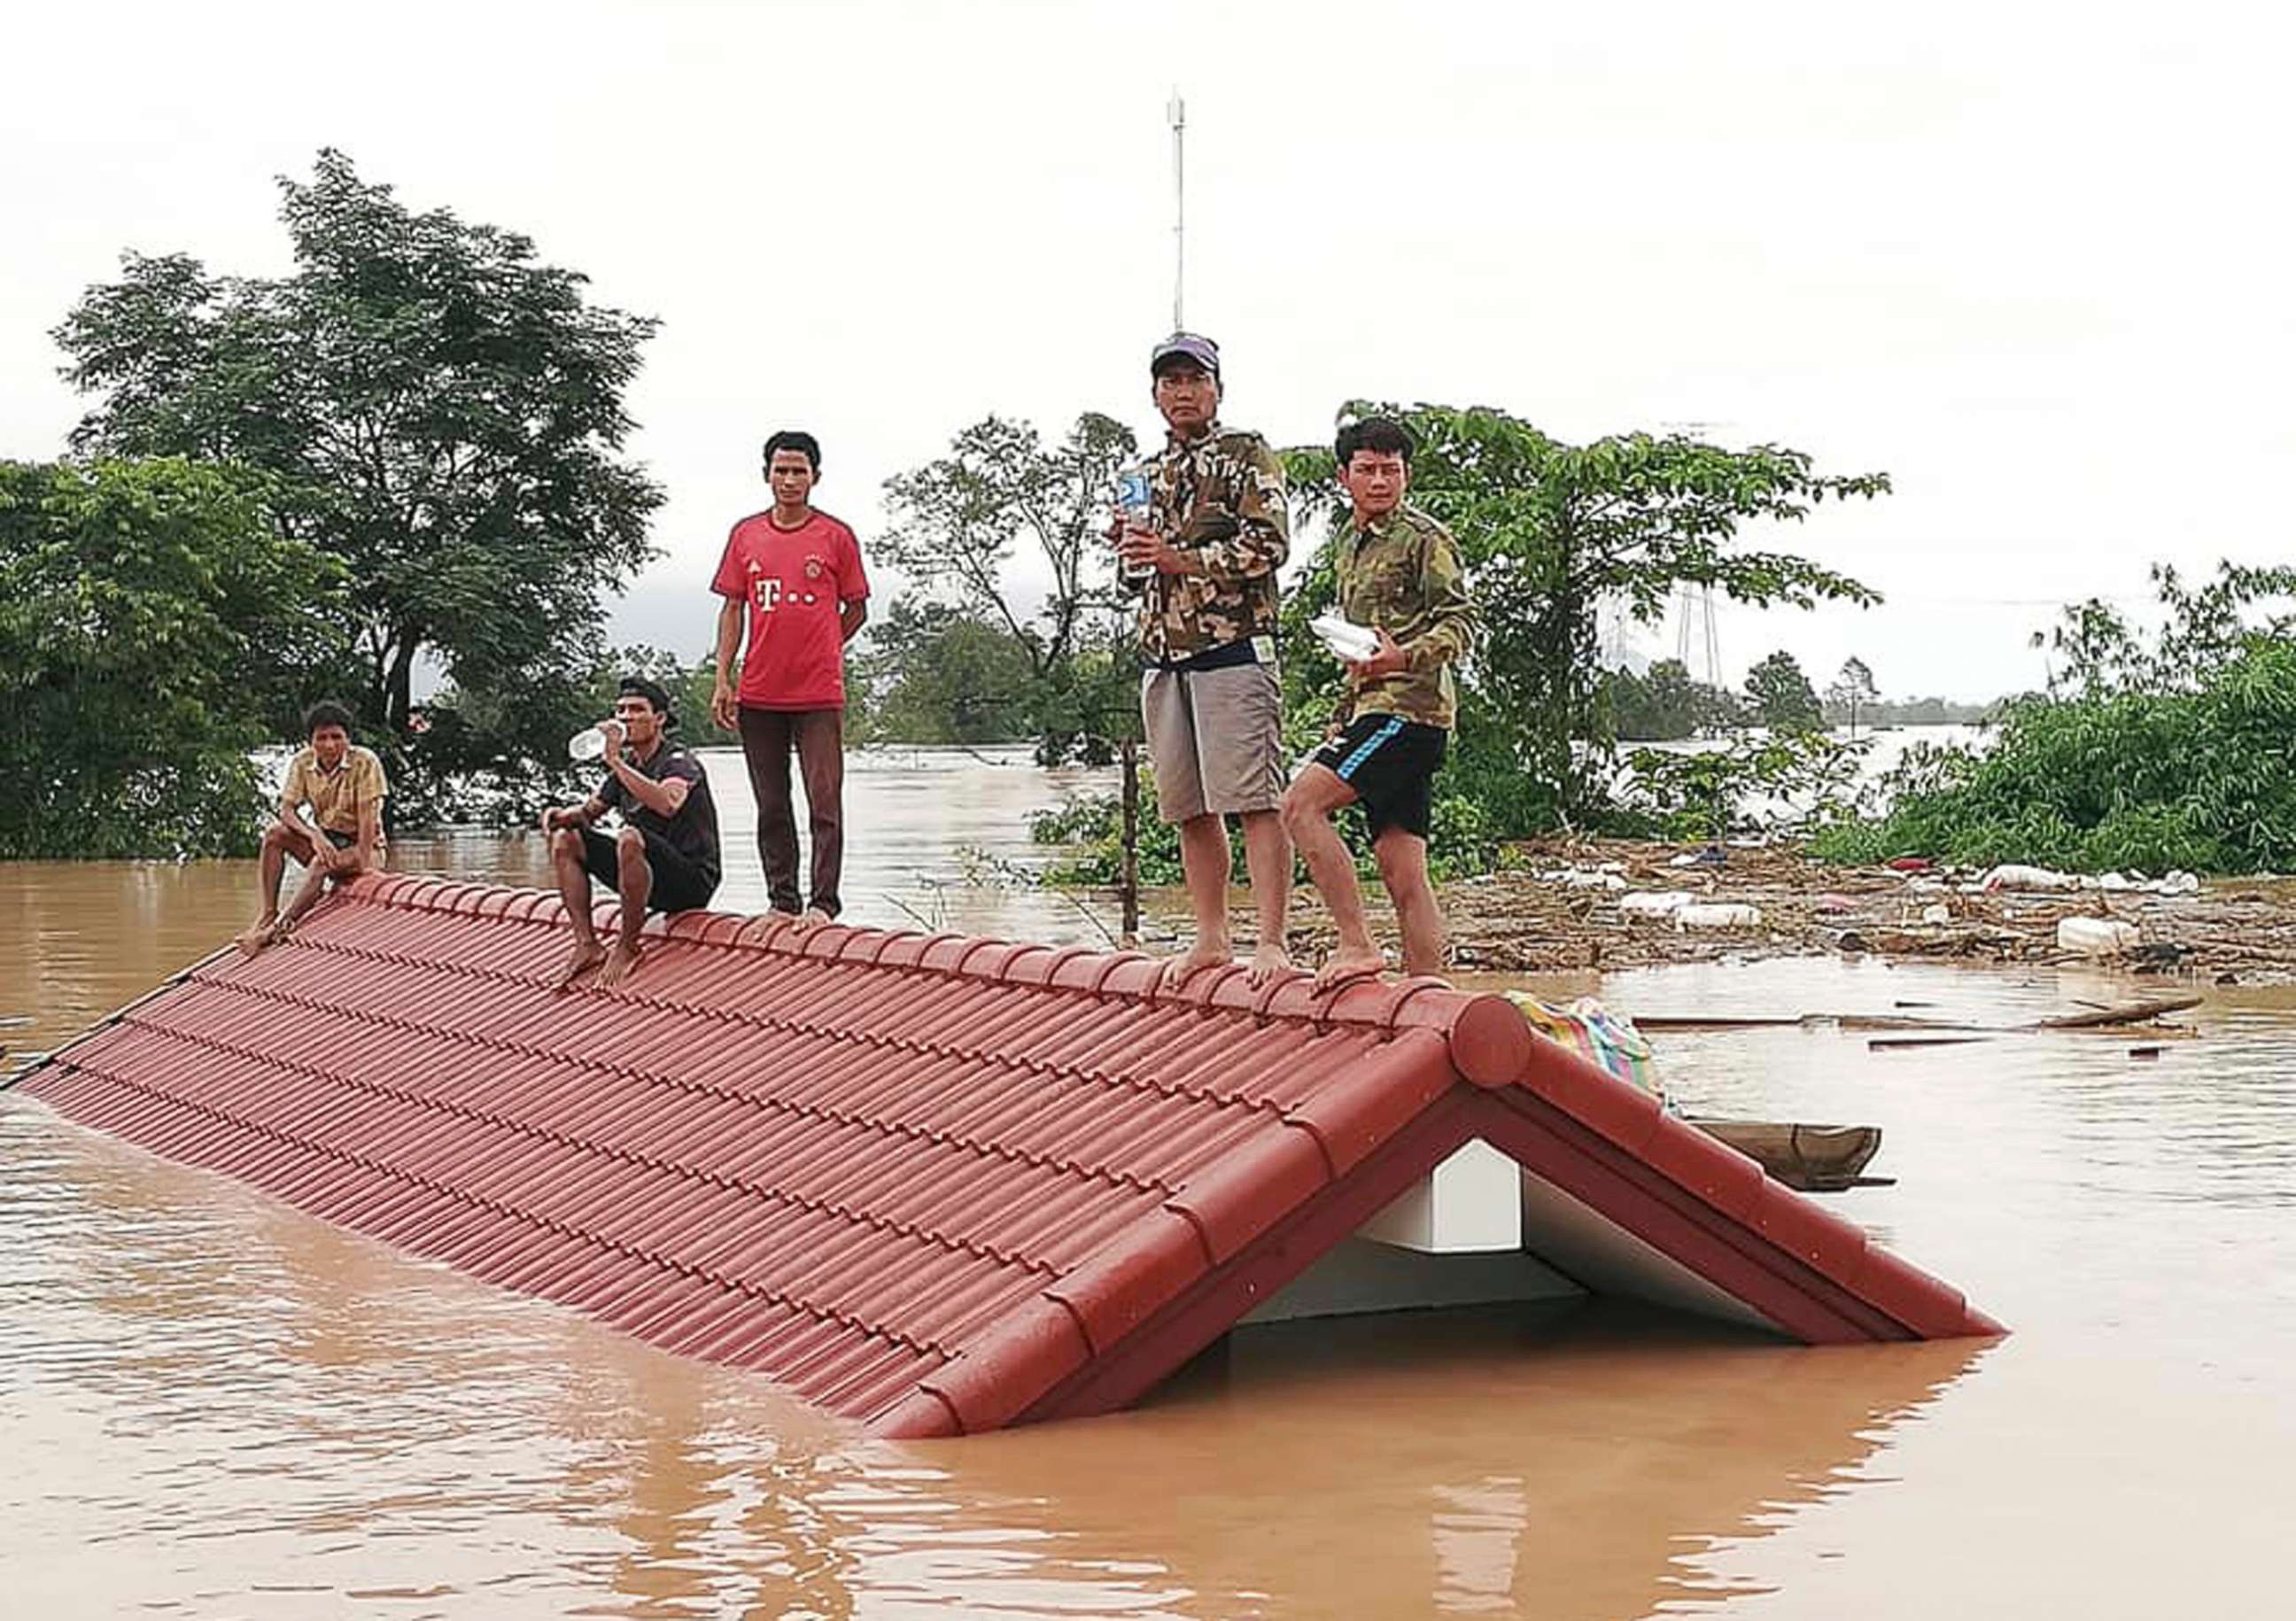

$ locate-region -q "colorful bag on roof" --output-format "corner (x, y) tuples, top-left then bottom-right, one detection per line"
(1505, 992), (1662, 1101)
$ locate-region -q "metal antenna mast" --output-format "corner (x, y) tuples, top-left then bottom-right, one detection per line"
(1168, 91), (1187, 330)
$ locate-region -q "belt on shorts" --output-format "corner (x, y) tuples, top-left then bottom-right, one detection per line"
(1154, 637), (1264, 674)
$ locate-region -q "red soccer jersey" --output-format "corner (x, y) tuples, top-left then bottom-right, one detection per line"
(711, 509), (870, 710)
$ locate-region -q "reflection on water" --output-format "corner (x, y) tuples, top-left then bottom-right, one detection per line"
(4, 750), (2293, 1617)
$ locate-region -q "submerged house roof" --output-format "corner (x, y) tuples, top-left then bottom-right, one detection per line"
(12, 875), (1999, 1436)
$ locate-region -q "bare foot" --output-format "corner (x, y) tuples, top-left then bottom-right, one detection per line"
(1157, 940), (1233, 992)
(1314, 947), (1386, 992)
(789, 907), (834, 936)
(597, 942), (642, 988)
(234, 920), (280, 959)
(553, 940), (607, 990)
(1245, 941), (1297, 987)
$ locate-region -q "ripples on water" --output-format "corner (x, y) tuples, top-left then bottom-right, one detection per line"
(4, 750), (2292, 1617)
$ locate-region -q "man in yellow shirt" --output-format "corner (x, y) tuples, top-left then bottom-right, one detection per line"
(236, 702), (389, 956)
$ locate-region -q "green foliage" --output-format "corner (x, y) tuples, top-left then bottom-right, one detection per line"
(53, 149), (663, 822)
(1814, 562), (2296, 873)
(1030, 776), (1499, 888)
(1281, 403), (1884, 830)
(1030, 780), (1188, 888)
(1602, 657), (1746, 741)
(1849, 694), (1993, 726)
(878, 413), (1142, 761)
(1743, 648), (1825, 733)
(1616, 730), (1871, 842)
(850, 599), (1048, 745)
(0, 458), (345, 857)
(1824, 655), (1880, 733)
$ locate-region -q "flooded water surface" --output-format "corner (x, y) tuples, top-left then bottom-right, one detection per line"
(4, 750), (2290, 1617)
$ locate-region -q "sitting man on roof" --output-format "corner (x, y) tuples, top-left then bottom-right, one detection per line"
(540, 676), (723, 989)
(236, 700), (388, 957)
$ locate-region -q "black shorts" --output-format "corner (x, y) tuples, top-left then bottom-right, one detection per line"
(319, 828), (385, 868)
(580, 826), (719, 914)
(1312, 714), (1448, 840)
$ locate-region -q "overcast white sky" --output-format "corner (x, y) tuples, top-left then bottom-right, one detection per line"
(6, 1), (2289, 700)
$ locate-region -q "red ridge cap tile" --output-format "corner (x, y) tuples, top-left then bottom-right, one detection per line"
(1443, 993), (1538, 1087)
(1747, 1181), (1873, 1280)
(911, 1296), (1095, 1435)
(869, 1384), (964, 1439)
(798, 923), (855, 959)
(661, 912), (732, 945)
(916, 935), (975, 973)
(1638, 1119), (1768, 1223)
(1842, 1244), (2001, 1338)
(1280, 1028), (1458, 1177)
(1097, 956), (1167, 999)
(996, 943), (1066, 985)
(1162, 1124), (1332, 1265)
(1043, 1208), (1213, 1353)
(826, 927), (894, 963)
(1527, 1042), (1666, 1157)
(502, 891), (555, 923)
(867, 931), (931, 968)
(731, 914), (793, 950)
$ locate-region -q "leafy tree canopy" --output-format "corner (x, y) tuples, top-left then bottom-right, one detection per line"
(0, 458), (345, 857)
(53, 149), (664, 814)
(1281, 402), (1884, 825)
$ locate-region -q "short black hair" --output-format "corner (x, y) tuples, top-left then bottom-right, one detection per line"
(1335, 416), (1416, 467)
(302, 700), (354, 737)
(762, 430), (822, 473)
(617, 675), (674, 720)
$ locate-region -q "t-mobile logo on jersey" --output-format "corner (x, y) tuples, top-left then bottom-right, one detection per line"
(750, 575), (781, 613)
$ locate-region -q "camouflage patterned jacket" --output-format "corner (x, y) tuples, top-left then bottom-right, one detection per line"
(1334, 502), (1478, 731)
(1129, 422), (1290, 666)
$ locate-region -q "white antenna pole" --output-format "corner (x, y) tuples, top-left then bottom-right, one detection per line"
(1168, 90), (1186, 330)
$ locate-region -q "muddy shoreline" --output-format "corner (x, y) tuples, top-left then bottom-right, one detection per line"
(1270, 837), (2296, 985)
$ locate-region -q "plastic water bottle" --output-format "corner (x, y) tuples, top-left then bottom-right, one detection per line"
(567, 723), (615, 763)
(1308, 612), (1380, 663)
(1114, 463), (1156, 582)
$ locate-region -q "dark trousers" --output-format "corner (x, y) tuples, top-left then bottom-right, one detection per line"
(737, 705), (845, 917)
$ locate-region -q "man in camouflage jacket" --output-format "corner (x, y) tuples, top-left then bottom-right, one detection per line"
(1281, 415), (1478, 985)
(1115, 332), (1294, 986)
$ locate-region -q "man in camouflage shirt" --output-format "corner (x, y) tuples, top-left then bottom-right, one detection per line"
(1115, 331), (1294, 986)
(1282, 416), (1478, 986)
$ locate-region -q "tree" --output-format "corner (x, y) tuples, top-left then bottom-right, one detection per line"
(53, 149), (663, 810)
(1827, 655), (1879, 734)
(0, 458), (345, 857)
(880, 415), (1137, 676)
(1745, 649), (1825, 733)
(1816, 561), (2296, 874)
(1608, 658), (1698, 741)
(2050, 562), (2296, 696)
(1282, 404), (1884, 825)
(850, 599), (1044, 744)
(878, 413), (1143, 759)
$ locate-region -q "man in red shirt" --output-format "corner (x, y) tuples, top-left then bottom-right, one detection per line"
(710, 430), (870, 927)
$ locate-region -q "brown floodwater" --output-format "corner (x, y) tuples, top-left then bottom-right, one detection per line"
(4, 749), (2291, 1617)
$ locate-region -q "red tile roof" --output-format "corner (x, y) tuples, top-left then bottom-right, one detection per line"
(12, 875), (2000, 1435)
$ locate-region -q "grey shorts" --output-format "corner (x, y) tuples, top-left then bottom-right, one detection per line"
(1141, 659), (1284, 824)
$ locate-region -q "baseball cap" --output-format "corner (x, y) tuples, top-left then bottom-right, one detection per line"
(1150, 331), (1221, 377)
